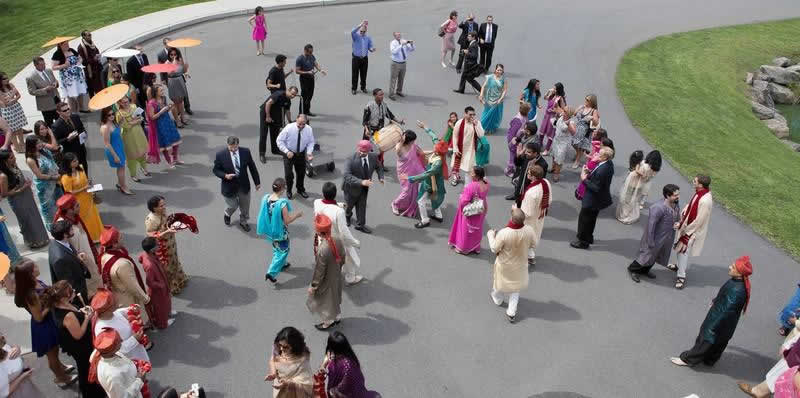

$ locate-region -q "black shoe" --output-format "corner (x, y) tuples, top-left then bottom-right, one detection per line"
(453, 89), (465, 94)
(223, 214), (231, 225)
(507, 314), (516, 323)
(287, 191), (293, 199)
(185, 109), (194, 115)
(283, 262), (291, 270)
(414, 221), (430, 229)
(629, 270), (641, 283)
(430, 215), (443, 223)
(456, 69), (461, 74)
(396, 92), (405, 97)
(307, 112), (317, 117)
(505, 194), (516, 201)
(570, 240), (589, 249)
(265, 274), (277, 283)
(351, 90), (357, 95)
(346, 218), (351, 227)
(239, 223), (251, 232)
(298, 191), (309, 199)
(361, 89), (368, 94)
(355, 225), (372, 234)
(260, 154), (267, 164)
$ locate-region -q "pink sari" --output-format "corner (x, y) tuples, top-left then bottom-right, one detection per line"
(145, 99), (161, 164)
(449, 180), (489, 253)
(392, 144), (425, 218)
(775, 366), (800, 398)
(575, 140), (602, 200)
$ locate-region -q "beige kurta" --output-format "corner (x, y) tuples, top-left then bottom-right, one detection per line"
(55, 215), (102, 297)
(96, 352), (144, 398)
(615, 161), (657, 224)
(101, 253), (150, 325)
(677, 192), (712, 256)
(518, 179), (552, 250)
(488, 226), (536, 293)
(451, 118), (485, 173)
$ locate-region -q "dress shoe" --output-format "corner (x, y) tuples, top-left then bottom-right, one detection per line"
(223, 214), (231, 225)
(453, 89), (465, 94)
(287, 191), (293, 200)
(239, 223), (251, 232)
(306, 112), (317, 117)
(430, 215), (443, 223)
(629, 270), (641, 283)
(351, 90), (357, 95)
(355, 225), (372, 234)
(505, 194), (516, 200)
(260, 154), (267, 164)
(414, 221), (430, 229)
(346, 218), (351, 227)
(507, 314), (516, 324)
(298, 191), (309, 199)
(361, 89), (368, 94)
(570, 240), (589, 249)
(396, 92), (405, 97)
(265, 274), (277, 284)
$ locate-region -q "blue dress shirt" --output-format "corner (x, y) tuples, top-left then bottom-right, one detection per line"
(351, 25), (374, 57)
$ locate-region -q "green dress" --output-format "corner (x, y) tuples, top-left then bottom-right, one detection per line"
(116, 105), (148, 176)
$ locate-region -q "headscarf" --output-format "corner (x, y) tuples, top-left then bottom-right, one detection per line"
(313, 214), (342, 265)
(433, 140), (450, 180)
(734, 255), (753, 314)
(357, 140), (372, 153)
(88, 327), (121, 383)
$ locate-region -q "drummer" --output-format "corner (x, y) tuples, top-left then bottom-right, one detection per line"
(362, 88), (404, 171)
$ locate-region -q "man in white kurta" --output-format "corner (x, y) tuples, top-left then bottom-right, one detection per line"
(450, 107), (484, 185)
(516, 165), (551, 266)
(54, 194), (102, 297)
(488, 208), (536, 323)
(93, 328), (145, 398)
(91, 288), (150, 361)
(668, 175), (713, 289)
(314, 182), (363, 285)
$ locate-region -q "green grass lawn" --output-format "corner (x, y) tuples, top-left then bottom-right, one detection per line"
(0, 0), (207, 77)
(616, 18), (800, 258)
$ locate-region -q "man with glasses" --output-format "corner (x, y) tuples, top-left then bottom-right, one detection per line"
(52, 102), (89, 173)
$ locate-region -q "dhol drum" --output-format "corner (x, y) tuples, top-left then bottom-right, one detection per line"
(372, 124), (404, 153)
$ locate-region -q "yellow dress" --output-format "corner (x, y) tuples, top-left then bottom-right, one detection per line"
(60, 171), (103, 242)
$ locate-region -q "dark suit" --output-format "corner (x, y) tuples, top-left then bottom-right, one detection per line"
(52, 114), (88, 174)
(576, 160), (615, 245)
(342, 152), (384, 227)
(478, 22), (499, 71)
(157, 47), (191, 112)
(126, 54), (150, 106)
(512, 155), (549, 206)
(455, 20), (479, 71)
(457, 40), (481, 92)
(48, 240), (90, 302)
(213, 147), (260, 223)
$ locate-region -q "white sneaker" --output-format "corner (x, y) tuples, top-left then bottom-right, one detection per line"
(167, 318), (176, 327)
(490, 293), (503, 306)
(346, 275), (365, 286)
(670, 357), (689, 366)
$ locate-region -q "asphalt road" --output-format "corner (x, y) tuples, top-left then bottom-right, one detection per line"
(8, 0), (800, 396)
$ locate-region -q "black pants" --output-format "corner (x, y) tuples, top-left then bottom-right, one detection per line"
(259, 102), (284, 155)
(299, 74), (314, 114)
(455, 44), (468, 71)
(70, 349), (106, 397)
(458, 71), (481, 92)
(345, 190), (368, 227)
(283, 154), (306, 193)
(41, 110), (58, 127)
(352, 55), (368, 91)
(628, 260), (655, 275)
(480, 43), (494, 71)
(576, 207), (600, 245)
(679, 335), (728, 366)
(183, 77), (192, 112)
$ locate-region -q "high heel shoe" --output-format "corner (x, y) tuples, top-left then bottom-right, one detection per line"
(116, 184), (134, 195)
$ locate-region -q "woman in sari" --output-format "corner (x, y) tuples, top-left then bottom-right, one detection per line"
(616, 150), (661, 224)
(520, 78), (541, 122)
(59, 152), (103, 242)
(257, 178), (303, 285)
(539, 83), (566, 154)
(24, 135), (62, 231)
(145, 195), (189, 295)
(33, 121), (60, 154)
(391, 130), (425, 218)
(0, 150), (50, 249)
(116, 95), (149, 182)
(319, 332), (381, 398)
(479, 64), (507, 134)
(146, 84), (181, 166)
(449, 166), (489, 255)
(265, 326), (313, 398)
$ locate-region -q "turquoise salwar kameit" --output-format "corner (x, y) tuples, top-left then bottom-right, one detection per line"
(256, 196), (292, 278)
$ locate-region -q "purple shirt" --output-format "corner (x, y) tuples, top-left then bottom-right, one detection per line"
(326, 356), (379, 398)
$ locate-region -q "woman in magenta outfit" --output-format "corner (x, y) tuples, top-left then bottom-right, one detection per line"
(539, 82), (566, 154)
(774, 366), (800, 397)
(391, 130), (426, 218)
(248, 6), (268, 56)
(505, 102), (531, 176)
(448, 166), (489, 255)
(321, 331), (380, 398)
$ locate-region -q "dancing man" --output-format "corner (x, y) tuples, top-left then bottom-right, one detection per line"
(516, 165), (551, 266)
(449, 106), (484, 186)
(405, 139), (449, 229)
(627, 184), (680, 283)
(488, 208), (535, 323)
(342, 140), (384, 234)
(314, 182), (363, 285)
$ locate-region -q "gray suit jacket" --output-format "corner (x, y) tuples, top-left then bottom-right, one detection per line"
(26, 69), (59, 111)
(48, 240), (90, 301)
(342, 152), (384, 198)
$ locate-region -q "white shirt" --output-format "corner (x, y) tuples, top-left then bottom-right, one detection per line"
(485, 24), (493, 43)
(390, 40), (415, 63)
(230, 150), (240, 175)
(94, 309), (149, 362)
(96, 353), (144, 398)
(39, 70), (50, 82)
(0, 344), (23, 398)
(276, 122), (315, 155)
(361, 156), (369, 170)
(56, 238), (73, 253)
(313, 200), (360, 248)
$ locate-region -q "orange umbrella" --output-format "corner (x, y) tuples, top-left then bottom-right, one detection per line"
(42, 36), (77, 48)
(88, 84), (130, 110)
(167, 38), (202, 48)
(141, 63), (178, 73)
(0, 253), (9, 281)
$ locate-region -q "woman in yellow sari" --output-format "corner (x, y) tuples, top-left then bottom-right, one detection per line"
(59, 152), (103, 242)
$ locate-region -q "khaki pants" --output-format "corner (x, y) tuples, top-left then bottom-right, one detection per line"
(389, 61), (406, 96)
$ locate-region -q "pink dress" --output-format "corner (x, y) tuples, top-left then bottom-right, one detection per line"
(392, 144), (426, 218)
(252, 14), (267, 41)
(449, 180), (489, 253)
(775, 366), (800, 398)
(441, 19), (458, 51)
(575, 140), (602, 200)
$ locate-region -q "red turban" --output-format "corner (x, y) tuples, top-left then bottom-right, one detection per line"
(734, 255), (753, 314)
(314, 214), (332, 235)
(90, 288), (114, 314)
(88, 328), (122, 383)
(56, 193), (78, 210)
(313, 214), (342, 265)
(357, 140), (372, 152)
(99, 225), (120, 248)
(434, 140), (449, 155)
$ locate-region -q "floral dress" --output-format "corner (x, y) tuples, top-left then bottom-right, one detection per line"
(32, 149), (63, 231)
(145, 212), (188, 294)
(52, 49), (88, 98)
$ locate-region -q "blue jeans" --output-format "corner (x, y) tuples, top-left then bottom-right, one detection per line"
(266, 239), (290, 278)
(779, 284), (800, 329)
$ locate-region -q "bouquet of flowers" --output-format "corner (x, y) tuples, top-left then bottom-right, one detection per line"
(131, 358), (152, 398)
(126, 305), (150, 347)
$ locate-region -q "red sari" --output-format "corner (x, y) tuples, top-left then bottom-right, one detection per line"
(138, 252), (172, 329)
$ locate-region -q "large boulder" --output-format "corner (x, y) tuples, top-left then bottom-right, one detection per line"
(769, 82), (798, 104)
(765, 115), (791, 138)
(773, 57), (793, 67)
(750, 80), (774, 107)
(751, 101), (775, 119)
(788, 65), (800, 74)
(759, 65), (800, 85)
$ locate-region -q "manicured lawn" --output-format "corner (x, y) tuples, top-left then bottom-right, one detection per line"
(616, 18), (800, 257)
(0, 0), (207, 77)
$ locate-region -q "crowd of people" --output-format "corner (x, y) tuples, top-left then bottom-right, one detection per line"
(0, 5), (795, 397)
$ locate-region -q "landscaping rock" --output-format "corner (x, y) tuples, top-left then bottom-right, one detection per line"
(773, 57), (792, 67)
(780, 139), (800, 152)
(759, 65), (800, 85)
(751, 101), (775, 119)
(765, 116), (791, 138)
(746, 72), (754, 85)
(750, 80), (774, 107)
(769, 82), (798, 104)
(789, 65), (800, 74)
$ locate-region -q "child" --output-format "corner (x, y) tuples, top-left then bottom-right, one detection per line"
(249, 7), (268, 56)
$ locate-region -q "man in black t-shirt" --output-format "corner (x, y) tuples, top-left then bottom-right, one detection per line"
(259, 86), (298, 163)
(294, 44), (326, 116)
(266, 54), (292, 93)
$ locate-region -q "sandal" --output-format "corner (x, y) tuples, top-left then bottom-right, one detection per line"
(674, 277), (686, 290)
(314, 322), (335, 331)
(142, 170), (152, 177)
(665, 263), (678, 272)
(131, 176), (141, 183)
(55, 374), (79, 389)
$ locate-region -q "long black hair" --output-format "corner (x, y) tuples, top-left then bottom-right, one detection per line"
(554, 82), (565, 98)
(325, 331), (360, 368)
(525, 78), (541, 102)
(274, 326), (309, 357)
(59, 152), (80, 175)
(628, 150), (644, 171)
(645, 150), (662, 172)
(402, 130), (417, 145)
(0, 149), (18, 187)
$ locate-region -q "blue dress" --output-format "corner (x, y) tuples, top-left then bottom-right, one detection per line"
(0, 208), (21, 265)
(104, 125), (126, 168)
(522, 88), (538, 121)
(153, 101), (182, 148)
(257, 196), (292, 278)
(30, 280), (60, 357)
(480, 74), (505, 132)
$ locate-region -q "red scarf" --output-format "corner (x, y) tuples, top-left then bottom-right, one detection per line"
(456, 119), (479, 155)
(321, 199), (337, 205)
(677, 188), (709, 244)
(101, 248), (146, 293)
(506, 220), (524, 229)
(522, 179), (550, 219)
(313, 233), (343, 265)
(54, 212), (101, 274)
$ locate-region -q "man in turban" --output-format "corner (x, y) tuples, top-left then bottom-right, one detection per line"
(342, 140), (384, 233)
(314, 182), (363, 285)
(406, 139), (449, 229)
(89, 328), (147, 398)
(54, 193), (102, 297)
(488, 208), (536, 323)
(666, 174), (713, 290)
(100, 226), (151, 325)
(515, 165), (551, 266)
(671, 255), (752, 367)
(307, 214), (346, 330)
(92, 288), (150, 361)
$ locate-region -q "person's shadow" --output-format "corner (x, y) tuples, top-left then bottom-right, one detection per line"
(513, 297), (582, 323)
(693, 345), (776, 380)
(338, 312), (411, 345)
(149, 312), (236, 368)
(344, 267), (414, 309)
(179, 276), (258, 310)
(534, 256), (598, 283)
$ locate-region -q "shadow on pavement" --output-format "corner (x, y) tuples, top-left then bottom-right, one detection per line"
(548, 200), (579, 222)
(338, 312), (410, 346)
(515, 298), (581, 323)
(534, 256), (598, 283)
(371, 223), (436, 250)
(179, 276), (258, 310)
(344, 268), (413, 309)
(149, 311), (235, 368)
(693, 345), (776, 381)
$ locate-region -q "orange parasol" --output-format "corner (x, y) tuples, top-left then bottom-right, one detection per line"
(167, 38), (202, 48)
(0, 253), (9, 281)
(88, 84), (130, 110)
(141, 64), (178, 73)
(42, 36), (77, 48)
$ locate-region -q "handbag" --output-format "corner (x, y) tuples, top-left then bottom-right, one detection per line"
(462, 194), (485, 217)
(437, 26), (446, 37)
